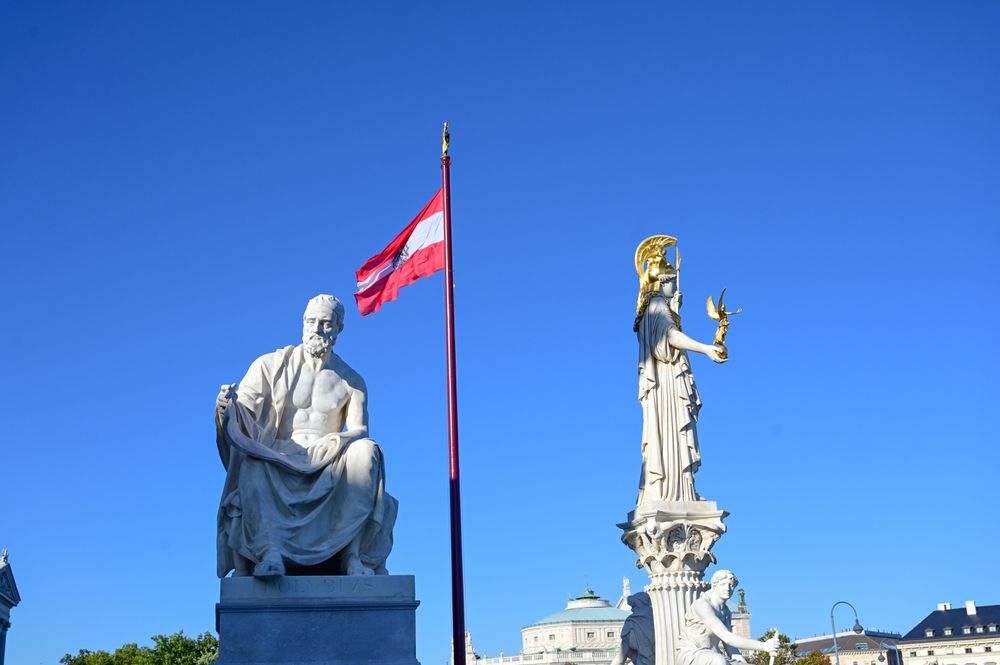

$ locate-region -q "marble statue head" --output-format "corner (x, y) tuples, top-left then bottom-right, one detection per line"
(657, 271), (678, 298)
(303, 294), (345, 358)
(709, 569), (739, 600)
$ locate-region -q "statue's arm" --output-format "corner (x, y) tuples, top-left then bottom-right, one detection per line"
(666, 328), (726, 363)
(341, 374), (370, 442)
(692, 601), (768, 654)
(215, 383), (238, 466)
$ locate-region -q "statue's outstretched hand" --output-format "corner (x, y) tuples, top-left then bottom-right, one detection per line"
(704, 345), (728, 364)
(216, 384), (237, 412)
(762, 636), (780, 654)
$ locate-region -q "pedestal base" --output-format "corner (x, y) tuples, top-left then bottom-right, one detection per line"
(216, 575), (420, 665)
(620, 500), (729, 665)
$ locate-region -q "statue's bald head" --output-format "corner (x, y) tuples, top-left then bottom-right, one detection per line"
(304, 294), (345, 332)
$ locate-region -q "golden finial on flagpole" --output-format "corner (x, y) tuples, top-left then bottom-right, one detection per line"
(442, 121), (450, 157)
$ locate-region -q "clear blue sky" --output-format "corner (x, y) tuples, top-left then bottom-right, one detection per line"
(2, 2), (998, 664)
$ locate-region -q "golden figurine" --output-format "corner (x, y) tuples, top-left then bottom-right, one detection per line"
(705, 288), (742, 361)
(442, 121), (450, 157)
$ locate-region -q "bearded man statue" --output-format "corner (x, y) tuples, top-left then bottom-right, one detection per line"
(214, 294), (397, 579)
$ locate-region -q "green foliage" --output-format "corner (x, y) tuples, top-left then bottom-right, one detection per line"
(60, 631), (218, 665)
(798, 652), (833, 665)
(748, 630), (796, 665)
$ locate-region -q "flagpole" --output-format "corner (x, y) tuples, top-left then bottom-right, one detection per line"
(441, 121), (467, 665)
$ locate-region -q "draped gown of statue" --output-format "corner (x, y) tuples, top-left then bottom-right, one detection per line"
(637, 294), (703, 504)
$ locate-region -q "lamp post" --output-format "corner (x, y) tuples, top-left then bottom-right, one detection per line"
(831, 601), (864, 665)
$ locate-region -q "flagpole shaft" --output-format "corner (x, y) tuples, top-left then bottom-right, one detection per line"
(441, 152), (467, 665)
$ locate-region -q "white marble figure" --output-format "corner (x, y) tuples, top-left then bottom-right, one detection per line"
(611, 592), (655, 665)
(676, 570), (777, 665)
(636, 257), (726, 504)
(214, 295), (398, 579)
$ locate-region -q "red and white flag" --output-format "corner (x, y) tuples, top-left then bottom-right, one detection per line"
(355, 189), (445, 316)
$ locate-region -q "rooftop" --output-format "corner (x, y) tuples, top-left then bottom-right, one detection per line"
(524, 588), (630, 628)
(794, 631), (902, 656)
(900, 602), (1000, 642)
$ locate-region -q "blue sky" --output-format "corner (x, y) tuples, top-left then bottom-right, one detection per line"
(2, 2), (998, 664)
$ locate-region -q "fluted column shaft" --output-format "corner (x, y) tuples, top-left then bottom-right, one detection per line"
(647, 570), (709, 665)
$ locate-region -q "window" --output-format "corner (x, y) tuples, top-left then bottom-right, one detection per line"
(586, 632), (594, 639)
(607, 632), (615, 638)
(909, 653), (917, 658)
(966, 649), (973, 654)
(986, 648), (993, 653)
(944, 629), (953, 636)
(549, 635), (555, 641)
(926, 630), (935, 638)
(928, 651), (935, 656)
(990, 625), (998, 633)
(533, 637), (538, 643)
(858, 644), (870, 650)
(963, 628), (972, 635)
(976, 627), (985, 634)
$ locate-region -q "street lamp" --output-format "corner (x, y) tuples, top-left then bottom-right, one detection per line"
(831, 601), (864, 665)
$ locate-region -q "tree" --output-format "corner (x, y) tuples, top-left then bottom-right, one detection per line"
(798, 652), (832, 665)
(748, 630), (795, 665)
(60, 631), (218, 665)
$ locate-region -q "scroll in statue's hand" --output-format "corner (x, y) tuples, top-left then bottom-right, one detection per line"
(216, 384), (237, 412)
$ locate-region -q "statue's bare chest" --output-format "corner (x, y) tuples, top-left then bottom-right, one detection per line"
(290, 366), (351, 415)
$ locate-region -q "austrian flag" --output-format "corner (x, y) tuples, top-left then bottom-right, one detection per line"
(354, 189), (446, 316)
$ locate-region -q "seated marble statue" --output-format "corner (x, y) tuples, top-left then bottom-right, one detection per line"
(611, 592), (655, 665)
(214, 294), (398, 579)
(676, 570), (778, 665)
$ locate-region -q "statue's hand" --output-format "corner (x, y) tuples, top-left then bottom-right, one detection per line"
(762, 636), (780, 654)
(704, 345), (728, 364)
(216, 384), (237, 411)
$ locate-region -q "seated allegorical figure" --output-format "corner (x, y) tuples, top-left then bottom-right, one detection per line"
(214, 294), (398, 579)
(676, 570), (778, 665)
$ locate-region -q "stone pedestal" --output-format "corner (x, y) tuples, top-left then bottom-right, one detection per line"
(619, 501), (728, 665)
(216, 575), (420, 665)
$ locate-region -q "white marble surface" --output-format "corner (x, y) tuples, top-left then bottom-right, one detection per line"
(612, 592), (654, 665)
(675, 571), (777, 665)
(636, 275), (725, 505)
(214, 295), (398, 579)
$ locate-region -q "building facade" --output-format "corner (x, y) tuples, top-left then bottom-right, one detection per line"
(464, 581), (753, 665)
(898, 601), (1000, 665)
(0, 550), (21, 665)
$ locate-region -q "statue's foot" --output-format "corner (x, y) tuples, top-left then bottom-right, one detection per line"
(253, 551), (285, 579)
(345, 554), (375, 576)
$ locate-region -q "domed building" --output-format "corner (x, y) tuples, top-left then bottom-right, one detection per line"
(462, 580), (752, 665)
(520, 587), (630, 657)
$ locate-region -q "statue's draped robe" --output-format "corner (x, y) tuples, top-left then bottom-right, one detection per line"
(216, 345), (397, 577)
(637, 295), (702, 504)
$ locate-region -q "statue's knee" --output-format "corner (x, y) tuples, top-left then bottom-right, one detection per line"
(346, 438), (378, 473)
(706, 652), (729, 665)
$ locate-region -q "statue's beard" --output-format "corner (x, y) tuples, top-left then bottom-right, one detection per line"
(304, 333), (333, 358)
